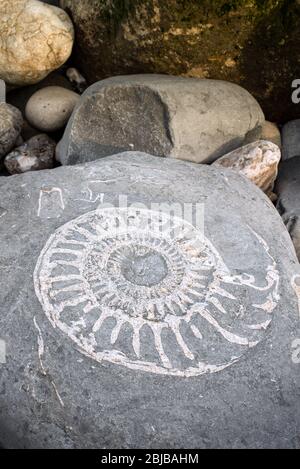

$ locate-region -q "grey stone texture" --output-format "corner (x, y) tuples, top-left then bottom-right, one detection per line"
(0, 79), (5, 103)
(282, 120), (300, 161)
(0, 152), (299, 449)
(276, 156), (300, 261)
(57, 75), (265, 165)
(4, 134), (56, 174)
(0, 103), (23, 160)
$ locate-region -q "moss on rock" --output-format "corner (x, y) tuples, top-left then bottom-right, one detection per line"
(61, 0), (300, 122)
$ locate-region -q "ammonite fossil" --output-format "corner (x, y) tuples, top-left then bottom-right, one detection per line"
(34, 208), (280, 377)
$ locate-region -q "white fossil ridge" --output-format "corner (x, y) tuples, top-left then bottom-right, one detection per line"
(34, 207), (280, 377)
(0, 152), (299, 449)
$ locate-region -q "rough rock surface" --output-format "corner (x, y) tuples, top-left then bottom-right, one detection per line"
(0, 0), (74, 87)
(276, 157), (300, 261)
(0, 103), (23, 159)
(4, 134), (56, 174)
(0, 152), (300, 449)
(57, 75), (264, 166)
(59, 0), (300, 123)
(25, 86), (80, 132)
(213, 141), (281, 198)
(282, 120), (300, 161)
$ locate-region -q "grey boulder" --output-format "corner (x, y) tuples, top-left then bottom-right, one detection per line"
(282, 120), (300, 161)
(276, 157), (300, 261)
(0, 152), (300, 449)
(57, 75), (265, 165)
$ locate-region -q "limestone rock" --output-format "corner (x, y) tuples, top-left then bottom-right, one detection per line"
(57, 75), (264, 166)
(25, 86), (80, 132)
(59, 0), (300, 123)
(282, 120), (300, 161)
(4, 134), (56, 174)
(0, 103), (23, 159)
(0, 152), (300, 448)
(0, 0), (74, 87)
(213, 141), (281, 198)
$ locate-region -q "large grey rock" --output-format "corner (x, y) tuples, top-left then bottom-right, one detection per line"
(276, 157), (300, 261)
(282, 120), (300, 161)
(0, 152), (300, 449)
(57, 75), (265, 166)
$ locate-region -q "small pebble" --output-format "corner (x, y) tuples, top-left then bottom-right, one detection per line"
(4, 134), (56, 175)
(66, 68), (87, 93)
(25, 86), (80, 132)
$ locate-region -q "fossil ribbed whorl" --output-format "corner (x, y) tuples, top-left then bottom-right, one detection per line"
(34, 207), (279, 376)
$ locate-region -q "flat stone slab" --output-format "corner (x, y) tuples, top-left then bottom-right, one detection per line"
(0, 152), (300, 448)
(57, 75), (264, 165)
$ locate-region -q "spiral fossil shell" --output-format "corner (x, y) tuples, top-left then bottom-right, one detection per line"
(34, 207), (280, 377)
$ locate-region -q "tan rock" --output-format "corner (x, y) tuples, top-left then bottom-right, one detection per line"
(25, 86), (80, 132)
(0, 0), (74, 86)
(213, 141), (281, 198)
(245, 121), (281, 148)
(261, 122), (281, 148)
